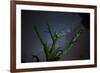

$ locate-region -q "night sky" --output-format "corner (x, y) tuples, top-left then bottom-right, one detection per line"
(21, 10), (90, 63)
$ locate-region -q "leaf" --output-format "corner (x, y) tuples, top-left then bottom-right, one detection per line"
(60, 29), (82, 58)
(72, 30), (82, 42)
(56, 50), (63, 57)
(32, 55), (40, 62)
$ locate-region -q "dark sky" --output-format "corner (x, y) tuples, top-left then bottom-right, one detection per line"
(21, 10), (90, 63)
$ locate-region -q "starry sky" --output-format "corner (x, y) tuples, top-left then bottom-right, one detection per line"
(21, 10), (90, 63)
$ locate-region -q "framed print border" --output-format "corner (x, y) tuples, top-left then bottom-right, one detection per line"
(10, 0), (97, 73)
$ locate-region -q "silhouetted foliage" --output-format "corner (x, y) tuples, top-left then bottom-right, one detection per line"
(32, 23), (82, 61)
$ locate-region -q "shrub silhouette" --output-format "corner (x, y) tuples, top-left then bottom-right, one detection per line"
(32, 23), (82, 61)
